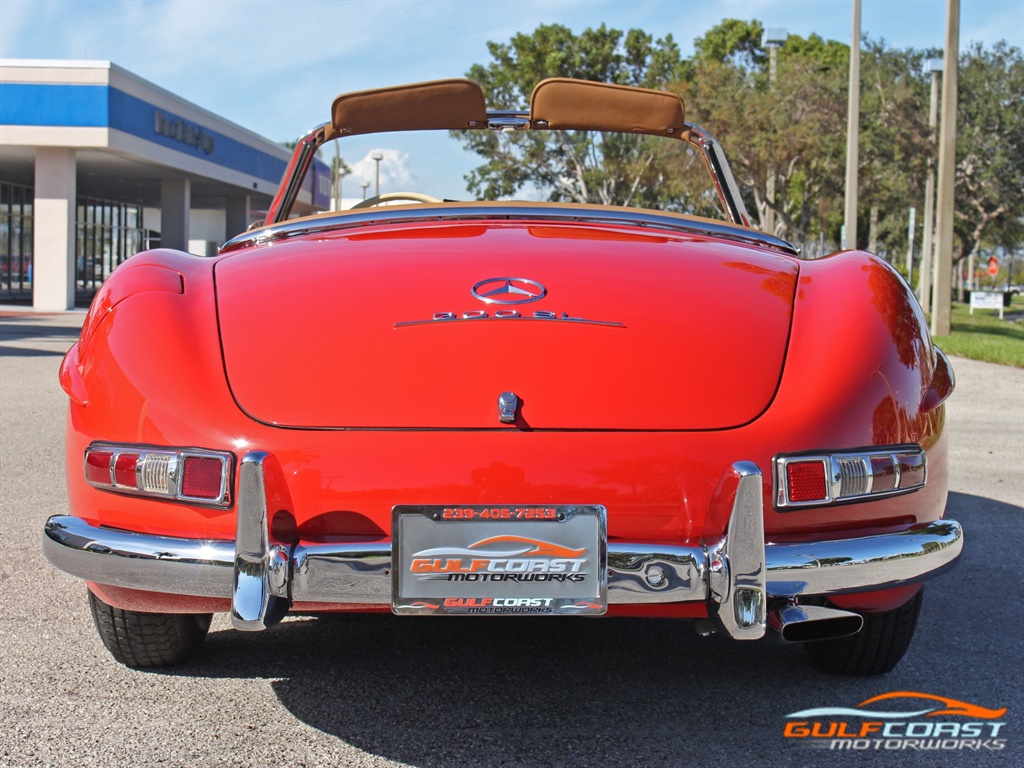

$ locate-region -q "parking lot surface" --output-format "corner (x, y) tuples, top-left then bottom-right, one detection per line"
(1, 310), (1021, 767)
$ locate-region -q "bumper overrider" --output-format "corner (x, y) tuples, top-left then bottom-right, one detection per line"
(43, 455), (963, 640)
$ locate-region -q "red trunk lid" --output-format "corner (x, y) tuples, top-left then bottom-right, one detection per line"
(215, 221), (798, 430)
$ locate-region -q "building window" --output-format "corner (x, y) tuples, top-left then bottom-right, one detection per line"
(76, 197), (147, 302)
(0, 182), (33, 302)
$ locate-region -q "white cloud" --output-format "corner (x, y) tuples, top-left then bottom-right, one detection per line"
(3, 0), (1019, 201)
(345, 148), (414, 195)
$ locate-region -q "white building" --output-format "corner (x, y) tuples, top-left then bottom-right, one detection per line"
(0, 60), (330, 309)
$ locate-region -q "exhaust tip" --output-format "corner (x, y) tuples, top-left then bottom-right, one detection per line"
(770, 604), (864, 643)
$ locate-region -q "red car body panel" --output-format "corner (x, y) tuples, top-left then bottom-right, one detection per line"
(45, 78), (962, 672)
(61, 220), (949, 621)
(215, 222), (798, 431)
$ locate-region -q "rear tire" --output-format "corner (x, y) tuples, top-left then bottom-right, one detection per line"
(87, 590), (212, 668)
(804, 589), (923, 676)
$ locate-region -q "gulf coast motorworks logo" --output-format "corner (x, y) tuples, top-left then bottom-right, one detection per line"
(783, 691), (1007, 752)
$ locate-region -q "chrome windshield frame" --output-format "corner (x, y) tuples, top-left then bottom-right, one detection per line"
(258, 112), (754, 235)
(262, 122), (331, 227)
(223, 203), (796, 255)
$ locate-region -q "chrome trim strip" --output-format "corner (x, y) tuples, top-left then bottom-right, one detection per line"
(231, 451), (290, 630)
(84, 442), (234, 508)
(238, 106), (779, 241)
(707, 462), (767, 639)
(42, 517), (235, 598)
(394, 315), (625, 329)
(686, 123), (751, 226)
(291, 542), (392, 604)
(607, 544), (706, 603)
(774, 446), (927, 509)
(222, 203), (797, 255)
(43, 516), (962, 610)
(264, 123), (330, 226)
(764, 520), (963, 597)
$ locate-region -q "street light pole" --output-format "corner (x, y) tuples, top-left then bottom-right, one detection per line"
(763, 28), (788, 238)
(843, 0), (862, 249)
(371, 151), (383, 197)
(932, 0), (959, 338)
(360, 180), (369, 200)
(918, 59), (943, 313)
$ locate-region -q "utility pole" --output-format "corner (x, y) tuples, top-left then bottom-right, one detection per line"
(932, 0), (959, 338)
(763, 28), (788, 238)
(918, 59), (943, 313)
(907, 206), (916, 279)
(332, 144), (342, 211)
(843, 0), (861, 249)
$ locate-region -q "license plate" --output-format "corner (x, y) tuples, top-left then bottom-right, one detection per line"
(392, 505), (607, 616)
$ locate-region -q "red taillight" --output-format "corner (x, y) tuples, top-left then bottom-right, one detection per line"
(85, 450), (113, 485)
(114, 453), (139, 488)
(786, 460), (828, 503)
(181, 456), (224, 500)
(83, 444), (232, 506)
(776, 447), (927, 509)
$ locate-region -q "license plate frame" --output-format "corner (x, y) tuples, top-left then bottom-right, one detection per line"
(392, 505), (607, 616)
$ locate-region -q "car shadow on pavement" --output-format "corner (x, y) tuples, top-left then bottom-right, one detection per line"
(148, 490), (1019, 767)
(0, 321), (80, 357)
(192, 614), (826, 766)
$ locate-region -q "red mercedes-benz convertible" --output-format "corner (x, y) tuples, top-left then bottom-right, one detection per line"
(45, 78), (961, 674)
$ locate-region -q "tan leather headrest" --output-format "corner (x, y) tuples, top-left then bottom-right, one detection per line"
(530, 78), (686, 138)
(326, 79), (487, 140)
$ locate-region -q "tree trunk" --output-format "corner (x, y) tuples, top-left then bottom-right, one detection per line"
(868, 205), (879, 255)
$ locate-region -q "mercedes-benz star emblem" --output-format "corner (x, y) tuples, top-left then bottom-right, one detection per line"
(471, 277), (547, 305)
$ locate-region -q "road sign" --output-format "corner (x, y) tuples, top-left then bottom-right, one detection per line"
(988, 257), (999, 277)
(970, 290), (1004, 319)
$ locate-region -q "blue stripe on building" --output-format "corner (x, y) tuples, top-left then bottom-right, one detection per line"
(0, 82), (328, 192)
(0, 83), (109, 127)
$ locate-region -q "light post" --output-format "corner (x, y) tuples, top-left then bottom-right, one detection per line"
(332, 144), (350, 212)
(843, 0), (862, 249)
(371, 151), (383, 197)
(918, 58), (943, 313)
(932, 0), (959, 338)
(360, 180), (369, 200)
(907, 206), (917, 279)
(762, 28), (788, 237)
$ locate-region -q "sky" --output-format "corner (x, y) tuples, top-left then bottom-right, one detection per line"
(1, 0), (1022, 201)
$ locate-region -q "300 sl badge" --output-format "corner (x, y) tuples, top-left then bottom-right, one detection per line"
(396, 276), (624, 327)
(395, 310), (623, 328)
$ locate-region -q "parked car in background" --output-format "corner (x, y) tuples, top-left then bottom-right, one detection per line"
(45, 77), (961, 674)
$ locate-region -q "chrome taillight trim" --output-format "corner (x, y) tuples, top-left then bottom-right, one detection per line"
(84, 442), (234, 508)
(773, 446), (927, 510)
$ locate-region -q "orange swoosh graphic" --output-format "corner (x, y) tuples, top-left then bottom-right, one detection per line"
(860, 691), (1007, 720)
(469, 535), (586, 559)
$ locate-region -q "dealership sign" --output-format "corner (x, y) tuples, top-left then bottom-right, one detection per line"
(154, 109), (215, 155)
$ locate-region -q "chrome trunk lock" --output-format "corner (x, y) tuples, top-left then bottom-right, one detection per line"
(498, 392), (518, 423)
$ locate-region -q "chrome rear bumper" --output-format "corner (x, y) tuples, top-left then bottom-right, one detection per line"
(43, 456), (963, 640)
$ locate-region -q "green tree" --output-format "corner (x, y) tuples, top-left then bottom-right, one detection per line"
(457, 19), (1023, 267)
(457, 24), (690, 206)
(857, 41), (933, 259)
(686, 20), (849, 244)
(693, 18), (766, 70)
(953, 42), (1024, 269)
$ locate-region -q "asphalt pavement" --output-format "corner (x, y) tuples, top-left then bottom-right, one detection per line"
(1, 309), (1021, 768)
